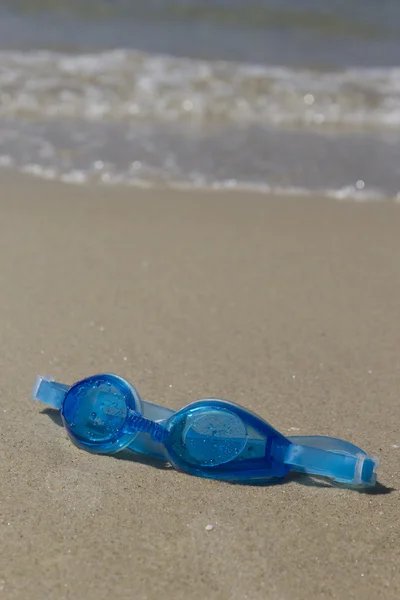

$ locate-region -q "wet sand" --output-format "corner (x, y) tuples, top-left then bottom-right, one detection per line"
(0, 175), (399, 600)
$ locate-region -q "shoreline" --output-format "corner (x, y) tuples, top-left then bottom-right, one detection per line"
(1, 169), (399, 204)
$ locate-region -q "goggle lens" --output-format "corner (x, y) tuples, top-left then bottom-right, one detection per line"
(169, 406), (247, 466)
(62, 376), (131, 446)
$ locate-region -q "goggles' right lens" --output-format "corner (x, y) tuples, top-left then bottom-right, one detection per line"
(165, 399), (293, 481)
(168, 405), (248, 467)
(62, 374), (136, 451)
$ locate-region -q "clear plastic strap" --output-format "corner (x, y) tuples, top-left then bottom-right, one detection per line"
(284, 439), (379, 486)
(127, 432), (168, 461)
(31, 376), (69, 410)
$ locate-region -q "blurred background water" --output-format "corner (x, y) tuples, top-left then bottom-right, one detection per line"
(0, 0), (399, 198)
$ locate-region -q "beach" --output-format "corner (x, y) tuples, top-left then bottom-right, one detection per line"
(0, 174), (399, 599)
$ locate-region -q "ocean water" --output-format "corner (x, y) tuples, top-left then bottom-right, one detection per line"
(0, 0), (399, 199)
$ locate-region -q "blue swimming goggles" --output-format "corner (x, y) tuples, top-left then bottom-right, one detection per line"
(32, 373), (379, 487)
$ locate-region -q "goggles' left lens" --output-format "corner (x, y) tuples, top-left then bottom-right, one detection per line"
(62, 374), (139, 453)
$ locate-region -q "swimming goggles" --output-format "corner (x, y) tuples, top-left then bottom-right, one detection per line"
(32, 373), (379, 487)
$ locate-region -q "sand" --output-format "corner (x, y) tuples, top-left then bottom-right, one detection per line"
(0, 174), (399, 600)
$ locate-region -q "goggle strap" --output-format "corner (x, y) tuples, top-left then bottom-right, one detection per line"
(284, 442), (378, 486)
(32, 376), (69, 410)
(141, 399), (175, 422)
(127, 431), (168, 462)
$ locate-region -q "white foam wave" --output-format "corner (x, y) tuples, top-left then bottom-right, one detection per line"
(0, 159), (392, 203)
(0, 49), (400, 130)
